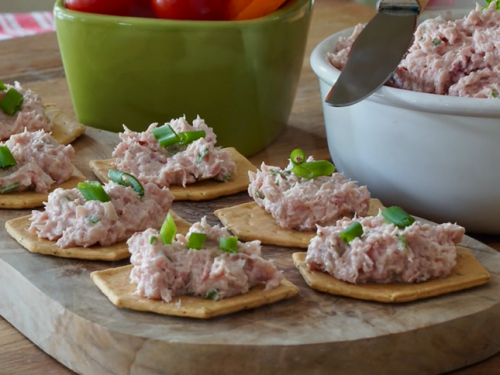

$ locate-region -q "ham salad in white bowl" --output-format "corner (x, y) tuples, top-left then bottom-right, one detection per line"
(310, 3), (500, 234)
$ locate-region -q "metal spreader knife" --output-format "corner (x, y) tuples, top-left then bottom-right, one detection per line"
(325, 0), (430, 107)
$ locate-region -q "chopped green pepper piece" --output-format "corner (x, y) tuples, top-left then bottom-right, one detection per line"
(340, 221), (363, 244)
(160, 212), (176, 245)
(108, 169), (144, 197)
(187, 232), (207, 250)
(0, 80), (6, 91)
(150, 236), (158, 245)
(219, 236), (238, 253)
(0, 88), (24, 116)
(77, 181), (110, 202)
(0, 146), (16, 168)
(382, 206), (415, 228)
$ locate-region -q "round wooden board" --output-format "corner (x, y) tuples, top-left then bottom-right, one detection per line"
(1, 195), (500, 375)
(0, 130), (499, 375)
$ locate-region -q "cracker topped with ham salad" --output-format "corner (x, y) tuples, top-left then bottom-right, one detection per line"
(293, 206), (490, 303)
(91, 215), (298, 319)
(5, 171), (190, 261)
(90, 116), (256, 201)
(0, 129), (86, 209)
(214, 149), (380, 248)
(0, 81), (85, 145)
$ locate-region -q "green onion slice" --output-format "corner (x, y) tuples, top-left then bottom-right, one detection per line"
(483, 0), (500, 10)
(290, 148), (306, 165)
(197, 149), (209, 163)
(178, 130), (205, 145)
(219, 236), (238, 253)
(399, 234), (408, 251)
(0, 146), (16, 168)
(187, 232), (207, 250)
(291, 160), (335, 179)
(160, 212), (176, 245)
(340, 221), (363, 244)
(0, 80), (6, 91)
(150, 236), (158, 245)
(87, 214), (101, 224)
(151, 124), (180, 148)
(0, 182), (19, 194)
(0, 88), (24, 116)
(205, 289), (219, 300)
(108, 169), (144, 197)
(382, 206), (415, 228)
(254, 190), (264, 199)
(77, 181), (111, 202)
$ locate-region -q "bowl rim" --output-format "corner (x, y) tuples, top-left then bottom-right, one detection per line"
(54, 0), (312, 28)
(309, 7), (500, 118)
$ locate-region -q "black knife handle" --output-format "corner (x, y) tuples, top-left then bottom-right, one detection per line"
(377, 0), (420, 15)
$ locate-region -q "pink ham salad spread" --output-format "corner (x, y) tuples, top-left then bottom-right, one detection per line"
(112, 116), (236, 187)
(329, 3), (500, 98)
(128, 217), (283, 302)
(0, 82), (50, 139)
(248, 157), (371, 231)
(29, 182), (174, 248)
(306, 213), (465, 284)
(0, 129), (73, 194)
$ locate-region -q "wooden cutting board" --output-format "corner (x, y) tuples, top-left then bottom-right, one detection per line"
(0, 129), (500, 375)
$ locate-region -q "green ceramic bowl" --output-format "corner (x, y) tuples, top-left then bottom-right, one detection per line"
(54, 0), (313, 156)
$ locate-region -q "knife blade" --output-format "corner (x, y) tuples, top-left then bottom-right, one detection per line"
(325, 0), (427, 107)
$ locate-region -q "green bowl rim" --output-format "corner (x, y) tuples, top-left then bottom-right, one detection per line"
(54, 0), (313, 28)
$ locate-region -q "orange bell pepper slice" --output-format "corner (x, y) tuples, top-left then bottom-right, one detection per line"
(232, 0), (289, 21)
(225, 0), (254, 20)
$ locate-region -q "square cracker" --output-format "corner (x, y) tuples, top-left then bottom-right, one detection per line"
(89, 147), (257, 201)
(0, 166), (86, 209)
(214, 199), (385, 249)
(91, 264), (299, 319)
(5, 210), (191, 261)
(292, 248), (491, 303)
(43, 104), (86, 145)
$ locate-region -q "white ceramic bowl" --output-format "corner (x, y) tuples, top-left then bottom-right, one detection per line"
(310, 8), (500, 234)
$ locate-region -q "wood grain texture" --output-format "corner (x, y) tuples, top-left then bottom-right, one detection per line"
(1, 177), (500, 375)
(1, 0), (500, 374)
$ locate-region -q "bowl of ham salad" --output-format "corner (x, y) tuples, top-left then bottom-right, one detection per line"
(310, 4), (500, 234)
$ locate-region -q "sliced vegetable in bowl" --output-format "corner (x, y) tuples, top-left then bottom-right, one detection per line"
(64, 0), (292, 20)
